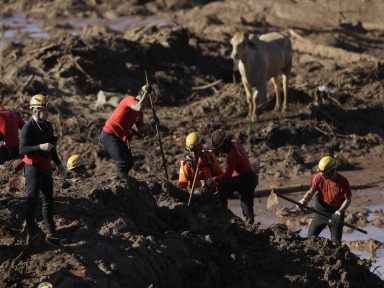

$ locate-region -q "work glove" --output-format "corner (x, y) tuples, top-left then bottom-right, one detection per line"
(329, 211), (341, 226)
(0, 141), (6, 147)
(296, 198), (307, 210)
(205, 177), (215, 188)
(150, 116), (159, 128)
(39, 143), (55, 152)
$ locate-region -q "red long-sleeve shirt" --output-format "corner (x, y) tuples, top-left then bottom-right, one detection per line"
(0, 110), (24, 149)
(103, 96), (144, 144)
(214, 140), (252, 182)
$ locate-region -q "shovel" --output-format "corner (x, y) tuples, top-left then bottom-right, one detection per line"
(267, 190), (368, 234)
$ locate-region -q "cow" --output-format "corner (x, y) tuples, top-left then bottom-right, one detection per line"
(230, 31), (292, 122)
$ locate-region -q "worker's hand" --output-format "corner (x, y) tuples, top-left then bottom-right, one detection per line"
(142, 83), (153, 95)
(0, 141), (6, 147)
(205, 177), (215, 188)
(57, 164), (67, 179)
(329, 211), (341, 225)
(39, 143), (55, 152)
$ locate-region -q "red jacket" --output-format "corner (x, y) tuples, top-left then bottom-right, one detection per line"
(0, 110), (24, 149)
(103, 96), (144, 143)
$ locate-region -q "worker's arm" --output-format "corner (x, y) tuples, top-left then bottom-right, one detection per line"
(337, 196), (351, 214)
(131, 85), (151, 112)
(299, 188), (317, 204)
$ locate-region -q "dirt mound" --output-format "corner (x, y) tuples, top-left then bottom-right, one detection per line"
(0, 177), (382, 287)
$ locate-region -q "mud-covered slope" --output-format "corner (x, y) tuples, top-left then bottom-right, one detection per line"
(0, 177), (382, 288)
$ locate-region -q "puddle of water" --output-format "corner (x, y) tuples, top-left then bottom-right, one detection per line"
(0, 14), (169, 43)
(354, 250), (384, 279)
(0, 14), (49, 40)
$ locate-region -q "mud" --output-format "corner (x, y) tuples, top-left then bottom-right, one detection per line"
(0, 0), (384, 287)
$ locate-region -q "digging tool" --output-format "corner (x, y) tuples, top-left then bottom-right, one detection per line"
(187, 157), (201, 206)
(145, 70), (169, 181)
(268, 190), (368, 234)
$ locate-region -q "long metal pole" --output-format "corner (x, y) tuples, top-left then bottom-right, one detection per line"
(275, 192), (368, 234)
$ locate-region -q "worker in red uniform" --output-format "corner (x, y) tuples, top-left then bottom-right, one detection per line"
(206, 129), (258, 224)
(100, 84), (157, 180)
(178, 132), (223, 198)
(0, 99), (24, 164)
(298, 156), (352, 242)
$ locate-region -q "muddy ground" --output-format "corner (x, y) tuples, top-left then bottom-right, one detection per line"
(0, 0), (383, 287)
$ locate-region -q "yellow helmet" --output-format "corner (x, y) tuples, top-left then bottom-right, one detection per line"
(211, 129), (226, 149)
(186, 132), (202, 150)
(139, 84), (158, 104)
(30, 94), (50, 109)
(67, 154), (85, 171)
(318, 156), (337, 173)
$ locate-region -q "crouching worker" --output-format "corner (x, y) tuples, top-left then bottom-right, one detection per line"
(206, 129), (258, 225)
(0, 99), (24, 164)
(19, 94), (67, 244)
(100, 84), (157, 180)
(298, 156), (351, 243)
(178, 132), (223, 201)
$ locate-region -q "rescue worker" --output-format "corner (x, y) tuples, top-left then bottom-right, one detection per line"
(206, 129), (258, 224)
(0, 99), (24, 164)
(19, 94), (67, 243)
(298, 156), (351, 242)
(178, 132), (223, 198)
(67, 154), (87, 178)
(100, 84), (157, 180)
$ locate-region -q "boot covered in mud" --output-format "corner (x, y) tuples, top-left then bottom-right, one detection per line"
(45, 231), (62, 245)
(24, 221), (42, 245)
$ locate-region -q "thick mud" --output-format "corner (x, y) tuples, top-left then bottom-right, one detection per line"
(0, 0), (383, 287)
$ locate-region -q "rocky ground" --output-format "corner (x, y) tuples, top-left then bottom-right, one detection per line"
(0, 0), (383, 287)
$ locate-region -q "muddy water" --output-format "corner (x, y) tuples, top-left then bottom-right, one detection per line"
(0, 14), (168, 42)
(0, 14), (49, 40)
(229, 196), (384, 279)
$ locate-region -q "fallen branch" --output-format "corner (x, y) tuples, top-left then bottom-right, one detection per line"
(192, 79), (222, 91)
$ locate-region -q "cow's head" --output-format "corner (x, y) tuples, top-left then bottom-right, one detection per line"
(230, 32), (257, 60)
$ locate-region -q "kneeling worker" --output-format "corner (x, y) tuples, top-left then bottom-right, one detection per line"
(178, 132), (223, 199)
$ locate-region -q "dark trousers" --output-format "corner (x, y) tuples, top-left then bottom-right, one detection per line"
(100, 130), (134, 175)
(0, 146), (20, 164)
(217, 172), (258, 217)
(308, 197), (344, 242)
(24, 164), (55, 234)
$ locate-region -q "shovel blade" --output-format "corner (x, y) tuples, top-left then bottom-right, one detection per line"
(267, 190), (279, 210)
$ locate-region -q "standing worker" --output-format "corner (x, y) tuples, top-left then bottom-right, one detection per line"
(0, 99), (24, 164)
(178, 132), (223, 198)
(100, 84), (157, 180)
(19, 94), (67, 243)
(298, 156), (351, 242)
(206, 129), (258, 224)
